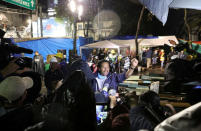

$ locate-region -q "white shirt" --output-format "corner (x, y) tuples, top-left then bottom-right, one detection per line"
(96, 77), (107, 91)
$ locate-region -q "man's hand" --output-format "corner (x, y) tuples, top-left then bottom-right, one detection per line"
(130, 58), (138, 68)
(109, 95), (117, 109)
(125, 58), (139, 78)
(15, 67), (32, 74)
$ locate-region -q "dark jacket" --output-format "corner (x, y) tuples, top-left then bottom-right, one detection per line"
(32, 55), (45, 76)
(67, 59), (95, 81)
(44, 69), (64, 91)
(59, 61), (70, 78)
(91, 72), (126, 103)
(91, 72), (126, 92)
(0, 104), (34, 131)
(146, 49), (153, 58)
(130, 105), (155, 131)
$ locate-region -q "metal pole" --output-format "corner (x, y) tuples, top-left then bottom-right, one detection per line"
(98, 6), (100, 40)
(135, 6), (145, 58)
(73, 16), (77, 54)
(36, 1), (39, 37)
(40, 6), (43, 37)
(30, 10), (33, 38)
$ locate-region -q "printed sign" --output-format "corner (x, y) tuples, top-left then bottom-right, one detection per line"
(3, 0), (36, 10)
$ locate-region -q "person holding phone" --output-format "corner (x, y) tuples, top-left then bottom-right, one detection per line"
(92, 58), (138, 104)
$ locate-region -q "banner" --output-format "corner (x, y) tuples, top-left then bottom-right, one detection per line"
(3, 0), (36, 10)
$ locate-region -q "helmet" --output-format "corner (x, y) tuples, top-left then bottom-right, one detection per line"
(111, 50), (116, 54)
(56, 53), (63, 59)
(50, 57), (58, 63)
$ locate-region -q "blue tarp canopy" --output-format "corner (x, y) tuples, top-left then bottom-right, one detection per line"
(16, 38), (80, 61)
(15, 37), (93, 61)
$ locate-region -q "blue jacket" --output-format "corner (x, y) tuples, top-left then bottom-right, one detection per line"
(91, 72), (126, 92)
(146, 49), (152, 58)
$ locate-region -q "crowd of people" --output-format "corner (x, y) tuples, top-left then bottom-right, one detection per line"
(141, 46), (196, 70)
(88, 48), (132, 74)
(0, 47), (201, 131)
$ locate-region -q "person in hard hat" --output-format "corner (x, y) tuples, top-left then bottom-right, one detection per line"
(104, 48), (109, 56)
(106, 49), (118, 72)
(186, 55), (194, 61)
(106, 50), (117, 62)
(44, 57), (64, 95)
(98, 48), (106, 60)
(55, 52), (70, 78)
(55, 52), (64, 62)
(117, 54), (123, 73)
(159, 49), (165, 70)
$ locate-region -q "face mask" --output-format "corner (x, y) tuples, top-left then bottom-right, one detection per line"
(98, 73), (107, 79)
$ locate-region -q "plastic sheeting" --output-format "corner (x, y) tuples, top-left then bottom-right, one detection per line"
(111, 36), (178, 48)
(139, 0), (173, 25)
(169, 0), (201, 10)
(179, 39), (201, 54)
(79, 37), (94, 61)
(139, 0), (201, 25)
(81, 40), (129, 49)
(16, 38), (80, 61)
(80, 40), (129, 58)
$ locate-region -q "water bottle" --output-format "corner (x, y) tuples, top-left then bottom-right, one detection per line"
(108, 89), (117, 96)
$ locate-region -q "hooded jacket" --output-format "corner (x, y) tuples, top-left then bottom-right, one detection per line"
(91, 72), (126, 103)
(91, 72), (126, 92)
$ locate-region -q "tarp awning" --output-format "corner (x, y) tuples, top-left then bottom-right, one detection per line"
(179, 39), (201, 54)
(169, 0), (201, 10)
(193, 41), (201, 45)
(81, 40), (129, 48)
(111, 36), (178, 47)
(139, 0), (201, 25)
(16, 38), (79, 61)
(80, 40), (129, 57)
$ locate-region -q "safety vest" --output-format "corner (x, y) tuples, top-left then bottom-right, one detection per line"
(160, 53), (165, 61)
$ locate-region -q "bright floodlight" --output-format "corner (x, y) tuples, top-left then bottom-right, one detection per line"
(69, 0), (76, 13)
(78, 5), (83, 17)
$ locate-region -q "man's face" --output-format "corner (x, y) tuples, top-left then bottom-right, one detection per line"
(100, 62), (110, 76)
(50, 62), (59, 70)
(35, 52), (39, 55)
(56, 57), (62, 62)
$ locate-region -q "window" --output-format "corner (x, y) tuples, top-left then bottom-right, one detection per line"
(78, 24), (83, 30)
(85, 23), (92, 29)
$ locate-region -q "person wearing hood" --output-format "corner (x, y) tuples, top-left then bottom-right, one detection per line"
(32, 51), (45, 76)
